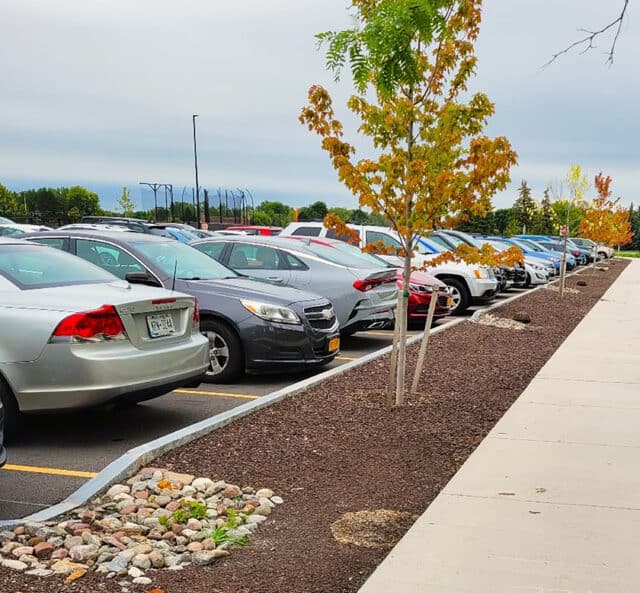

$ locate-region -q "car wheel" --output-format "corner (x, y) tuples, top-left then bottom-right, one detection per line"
(201, 320), (243, 383)
(597, 251), (607, 260)
(443, 278), (470, 315)
(0, 377), (22, 442)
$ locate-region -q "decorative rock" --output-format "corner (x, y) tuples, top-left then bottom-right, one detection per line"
(132, 543), (152, 555)
(512, 311), (531, 324)
(222, 484), (241, 498)
(12, 545), (34, 557)
(577, 280), (588, 286)
(64, 535), (84, 549)
(0, 530), (16, 543)
(256, 488), (274, 498)
(33, 541), (54, 559)
(165, 500), (181, 512)
(163, 470), (195, 486)
(120, 504), (138, 515)
(70, 544), (97, 562)
(185, 518), (202, 531)
(51, 559), (87, 575)
(14, 526), (26, 536)
(133, 576), (153, 585)
(148, 550), (165, 568)
(254, 505), (272, 516)
(271, 496), (284, 504)
(212, 480), (227, 493)
(192, 550), (218, 566)
(246, 514), (267, 524)
(26, 567), (54, 576)
(187, 541), (203, 553)
(1, 559), (28, 571)
(155, 495), (172, 507)
(51, 548), (69, 560)
(106, 484), (130, 498)
(132, 553), (151, 570)
(128, 566), (143, 579)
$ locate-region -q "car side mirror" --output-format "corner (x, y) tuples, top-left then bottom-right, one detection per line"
(124, 271), (162, 287)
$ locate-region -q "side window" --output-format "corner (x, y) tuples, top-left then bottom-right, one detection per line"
(326, 228), (361, 243)
(283, 252), (308, 270)
(76, 239), (145, 280)
(196, 242), (225, 262)
(228, 244), (282, 270)
(291, 226), (321, 237)
(27, 237), (65, 250)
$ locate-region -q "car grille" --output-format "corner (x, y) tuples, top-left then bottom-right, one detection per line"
(437, 294), (449, 307)
(303, 304), (336, 330)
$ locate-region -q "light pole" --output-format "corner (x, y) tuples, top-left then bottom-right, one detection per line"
(192, 114), (201, 225)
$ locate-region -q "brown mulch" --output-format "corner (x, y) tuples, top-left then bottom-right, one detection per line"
(0, 262), (627, 593)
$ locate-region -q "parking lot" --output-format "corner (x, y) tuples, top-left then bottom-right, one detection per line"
(0, 290), (527, 521)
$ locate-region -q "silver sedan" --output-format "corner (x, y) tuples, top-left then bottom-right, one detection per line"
(0, 238), (209, 432)
(191, 235), (398, 335)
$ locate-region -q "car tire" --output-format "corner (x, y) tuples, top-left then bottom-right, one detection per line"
(442, 278), (470, 315)
(201, 319), (243, 383)
(0, 377), (23, 442)
(597, 251), (607, 260)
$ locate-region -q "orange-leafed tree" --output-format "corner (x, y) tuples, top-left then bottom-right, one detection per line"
(300, 0), (517, 404)
(578, 173), (631, 250)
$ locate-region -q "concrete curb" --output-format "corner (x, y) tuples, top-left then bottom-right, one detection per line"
(0, 281), (555, 528)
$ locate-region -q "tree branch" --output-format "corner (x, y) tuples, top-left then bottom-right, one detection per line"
(544, 0), (629, 67)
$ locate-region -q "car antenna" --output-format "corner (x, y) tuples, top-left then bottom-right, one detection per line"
(171, 260), (178, 292)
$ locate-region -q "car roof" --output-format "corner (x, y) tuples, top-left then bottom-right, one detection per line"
(22, 229), (169, 244)
(192, 234), (351, 251)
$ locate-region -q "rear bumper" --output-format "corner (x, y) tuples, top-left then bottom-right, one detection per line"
(5, 334), (209, 413)
(343, 296), (397, 331)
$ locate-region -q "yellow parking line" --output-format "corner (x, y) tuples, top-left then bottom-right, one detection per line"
(174, 389), (258, 400)
(337, 356), (358, 361)
(1, 464), (97, 479)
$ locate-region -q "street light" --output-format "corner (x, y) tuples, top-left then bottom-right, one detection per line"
(192, 114), (201, 225)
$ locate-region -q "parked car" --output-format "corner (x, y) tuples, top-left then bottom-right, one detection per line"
(479, 238), (550, 286)
(569, 237), (614, 260)
(191, 235), (399, 335)
(280, 222), (497, 314)
(147, 225), (201, 243)
(0, 237), (209, 432)
(0, 225), (24, 237)
(225, 225), (282, 236)
(80, 216), (151, 233)
(0, 216), (14, 225)
(22, 231), (340, 382)
(58, 223), (134, 232)
(514, 236), (578, 269)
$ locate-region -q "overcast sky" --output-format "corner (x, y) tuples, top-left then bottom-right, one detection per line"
(1, 1), (637, 211)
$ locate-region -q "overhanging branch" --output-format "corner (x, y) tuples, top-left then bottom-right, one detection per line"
(544, 0), (629, 67)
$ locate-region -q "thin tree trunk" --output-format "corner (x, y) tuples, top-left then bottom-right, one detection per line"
(386, 302), (401, 410)
(411, 284), (438, 394)
(395, 254), (412, 406)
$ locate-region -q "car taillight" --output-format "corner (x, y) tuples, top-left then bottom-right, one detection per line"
(354, 278), (380, 292)
(192, 297), (200, 326)
(572, 250), (579, 257)
(50, 305), (126, 343)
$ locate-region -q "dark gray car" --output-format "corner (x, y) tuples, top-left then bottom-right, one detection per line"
(23, 231), (340, 383)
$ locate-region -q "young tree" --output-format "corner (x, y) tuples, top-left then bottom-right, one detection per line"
(538, 186), (555, 235)
(300, 0), (517, 404)
(117, 187), (136, 217)
(65, 186), (101, 216)
(511, 180), (537, 234)
(0, 183), (19, 214)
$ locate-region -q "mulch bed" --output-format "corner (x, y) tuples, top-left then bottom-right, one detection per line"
(0, 262), (627, 593)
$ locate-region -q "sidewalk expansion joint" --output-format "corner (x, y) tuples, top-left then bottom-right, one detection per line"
(490, 435), (640, 449)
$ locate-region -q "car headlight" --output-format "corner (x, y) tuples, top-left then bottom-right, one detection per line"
(241, 300), (301, 325)
(474, 267), (490, 279)
(409, 283), (433, 293)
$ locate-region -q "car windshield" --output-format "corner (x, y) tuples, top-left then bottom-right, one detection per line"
(302, 240), (391, 269)
(415, 237), (443, 254)
(487, 239), (511, 251)
(133, 241), (238, 280)
(511, 238), (539, 252)
(0, 217), (14, 225)
(0, 244), (117, 289)
(0, 226), (23, 236)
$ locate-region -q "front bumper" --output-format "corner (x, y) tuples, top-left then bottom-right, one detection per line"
(407, 292), (451, 320)
(239, 314), (340, 372)
(4, 334), (210, 413)
(468, 277), (499, 300)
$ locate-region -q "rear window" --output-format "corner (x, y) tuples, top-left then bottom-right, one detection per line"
(0, 244), (116, 289)
(291, 226), (321, 237)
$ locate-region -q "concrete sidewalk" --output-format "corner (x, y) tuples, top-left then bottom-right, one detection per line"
(360, 260), (640, 593)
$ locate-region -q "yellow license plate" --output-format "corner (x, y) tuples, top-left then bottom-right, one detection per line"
(328, 337), (340, 352)
(447, 297), (453, 307)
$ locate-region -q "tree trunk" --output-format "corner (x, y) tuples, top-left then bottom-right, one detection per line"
(411, 284), (438, 394)
(395, 254), (412, 406)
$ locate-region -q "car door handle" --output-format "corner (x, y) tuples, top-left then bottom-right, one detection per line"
(267, 276), (283, 282)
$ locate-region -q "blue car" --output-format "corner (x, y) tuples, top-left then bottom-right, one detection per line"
(514, 235), (578, 269)
(479, 236), (560, 274)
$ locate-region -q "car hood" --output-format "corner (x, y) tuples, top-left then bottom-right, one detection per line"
(178, 276), (323, 306)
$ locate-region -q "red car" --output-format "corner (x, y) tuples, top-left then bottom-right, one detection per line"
(225, 225), (282, 236)
(401, 271), (452, 322)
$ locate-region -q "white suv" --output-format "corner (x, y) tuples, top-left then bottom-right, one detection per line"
(280, 222), (499, 314)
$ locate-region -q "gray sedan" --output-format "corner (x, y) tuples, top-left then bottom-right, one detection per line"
(23, 231), (340, 383)
(191, 235), (398, 335)
(0, 238), (209, 432)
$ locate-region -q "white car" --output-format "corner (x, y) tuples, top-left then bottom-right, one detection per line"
(280, 222), (498, 314)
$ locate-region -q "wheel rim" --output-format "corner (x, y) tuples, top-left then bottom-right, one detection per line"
(448, 286), (461, 311)
(204, 331), (230, 376)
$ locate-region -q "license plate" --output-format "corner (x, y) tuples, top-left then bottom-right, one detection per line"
(328, 336), (340, 352)
(146, 313), (176, 338)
